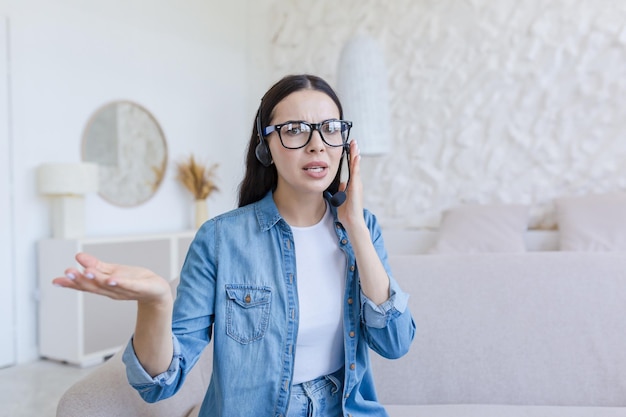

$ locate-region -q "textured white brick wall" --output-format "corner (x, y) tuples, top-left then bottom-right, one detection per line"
(267, 0), (626, 229)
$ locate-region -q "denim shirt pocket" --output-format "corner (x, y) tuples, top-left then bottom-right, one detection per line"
(225, 284), (272, 344)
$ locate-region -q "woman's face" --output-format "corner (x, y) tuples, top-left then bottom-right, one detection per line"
(267, 89), (343, 200)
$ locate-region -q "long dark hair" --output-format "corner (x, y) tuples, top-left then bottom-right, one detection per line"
(237, 74), (345, 207)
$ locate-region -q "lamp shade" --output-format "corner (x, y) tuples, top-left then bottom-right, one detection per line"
(37, 163), (98, 239)
(337, 34), (391, 155)
(37, 163), (99, 195)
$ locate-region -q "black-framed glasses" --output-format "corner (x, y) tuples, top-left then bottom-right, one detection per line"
(263, 119), (352, 149)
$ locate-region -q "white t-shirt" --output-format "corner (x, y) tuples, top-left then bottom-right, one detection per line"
(291, 203), (346, 384)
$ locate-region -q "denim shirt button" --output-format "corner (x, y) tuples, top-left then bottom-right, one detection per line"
(350, 363), (356, 370)
(349, 331), (355, 337)
(347, 297), (353, 304)
(341, 238), (348, 245)
(349, 264), (355, 272)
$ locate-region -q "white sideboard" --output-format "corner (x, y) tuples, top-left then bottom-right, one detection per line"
(37, 231), (196, 367)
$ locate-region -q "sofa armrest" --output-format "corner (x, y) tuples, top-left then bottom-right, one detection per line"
(56, 344), (212, 417)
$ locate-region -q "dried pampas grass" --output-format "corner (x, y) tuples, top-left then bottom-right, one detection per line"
(176, 155), (219, 200)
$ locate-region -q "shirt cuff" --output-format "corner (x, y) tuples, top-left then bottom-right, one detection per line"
(360, 280), (409, 329)
(122, 336), (182, 387)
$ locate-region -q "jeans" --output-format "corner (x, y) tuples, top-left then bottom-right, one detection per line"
(286, 368), (344, 417)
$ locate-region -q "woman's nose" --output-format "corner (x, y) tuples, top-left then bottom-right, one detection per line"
(307, 129), (325, 152)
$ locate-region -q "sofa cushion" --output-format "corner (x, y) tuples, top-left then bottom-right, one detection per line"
(556, 193), (626, 251)
(430, 204), (529, 253)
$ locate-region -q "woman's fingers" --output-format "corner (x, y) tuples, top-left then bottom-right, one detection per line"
(53, 253), (172, 303)
(76, 252), (115, 277)
(346, 140), (363, 204)
(53, 271), (159, 301)
(54, 268), (117, 293)
(75, 252), (99, 269)
(350, 139), (361, 166)
(58, 253), (114, 288)
(337, 140), (367, 230)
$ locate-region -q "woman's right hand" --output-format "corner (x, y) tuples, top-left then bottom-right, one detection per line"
(52, 252), (173, 306)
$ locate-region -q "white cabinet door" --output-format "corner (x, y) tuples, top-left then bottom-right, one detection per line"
(0, 15), (16, 369)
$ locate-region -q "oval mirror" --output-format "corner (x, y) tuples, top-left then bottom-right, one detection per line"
(82, 101), (168, 207)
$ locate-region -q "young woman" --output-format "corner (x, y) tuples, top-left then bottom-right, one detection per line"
(54, 74), (415, 417)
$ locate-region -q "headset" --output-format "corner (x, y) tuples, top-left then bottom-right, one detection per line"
(255, 105), (351, 207)
(255, 107), (273, 167)
(324, 144), (351, 207)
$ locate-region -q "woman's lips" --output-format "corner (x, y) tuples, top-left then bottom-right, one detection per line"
(303, 162), (328, 178)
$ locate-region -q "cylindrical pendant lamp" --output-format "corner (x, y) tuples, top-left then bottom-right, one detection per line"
(336, 34), (391, 155)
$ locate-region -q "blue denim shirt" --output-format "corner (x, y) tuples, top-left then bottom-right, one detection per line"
(123, 191), (415, 417)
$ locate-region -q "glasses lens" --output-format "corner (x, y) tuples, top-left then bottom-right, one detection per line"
(320, 120), (349, 146)
(279, 122), (311, 148)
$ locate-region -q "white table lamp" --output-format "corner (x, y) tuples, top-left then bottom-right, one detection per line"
(38, 162), (99, 239)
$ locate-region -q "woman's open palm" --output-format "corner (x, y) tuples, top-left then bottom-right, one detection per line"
(52, 252), (172, 305)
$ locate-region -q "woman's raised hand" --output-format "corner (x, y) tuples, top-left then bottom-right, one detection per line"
(52, 252), (173, 306)
(337, 139), (364, 230)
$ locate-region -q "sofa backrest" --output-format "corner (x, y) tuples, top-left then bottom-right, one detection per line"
(371, 252), (626, 407)
(381, 228), (560, 254)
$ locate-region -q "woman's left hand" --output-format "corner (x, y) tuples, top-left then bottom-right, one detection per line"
(337, 139), (365, 230)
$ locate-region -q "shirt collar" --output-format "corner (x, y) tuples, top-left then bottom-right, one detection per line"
(254, 191), (342, 232)
(254, 191), (283, 232)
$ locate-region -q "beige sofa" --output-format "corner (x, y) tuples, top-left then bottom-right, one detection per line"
(375, 252), (626, 416)
(57, 251), (626, 417)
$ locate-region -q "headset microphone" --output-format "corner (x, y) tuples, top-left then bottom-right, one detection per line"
(326, 144), (351, 207)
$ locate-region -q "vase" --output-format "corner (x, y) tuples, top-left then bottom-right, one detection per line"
(194, 199), (208, 229)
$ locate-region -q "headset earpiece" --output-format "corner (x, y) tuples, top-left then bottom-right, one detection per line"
(255, 140), (272, 167)
(255, 107), (272, 167)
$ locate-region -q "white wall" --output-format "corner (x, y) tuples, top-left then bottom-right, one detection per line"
(2, 0), (255, 364)
(243, 0), (276, 116)
(9, 0), (624, 366)
(0, 15), (16, 368)
(267, 0), (626, 229)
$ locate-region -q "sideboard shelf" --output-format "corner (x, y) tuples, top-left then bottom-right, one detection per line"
(37, 231), (195, 367)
